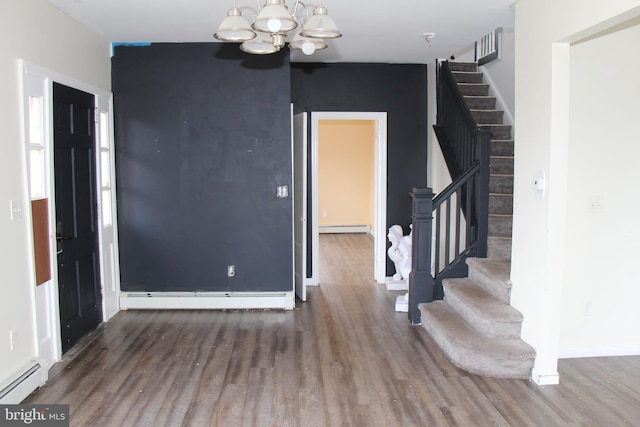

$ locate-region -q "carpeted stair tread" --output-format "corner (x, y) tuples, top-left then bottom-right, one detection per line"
(448, 62), (478, 72)
(464, 96), (496, 110)
(472, 110), (504, 124)
(490, 156), (514, 175)
(466, 258), (512, 303)
(444, 278), (523, 339)
(489, 174), (514, 194)
(490, 140), (514, 156)
(457, 83), (490, 96)
(419, 301), (535, 379)
(489, 194), (513, 215)
(488, 237), (512, 260)
(452, 72), (484, 84)
(489, 214), (513, 237)
(481, 124), (512, 140)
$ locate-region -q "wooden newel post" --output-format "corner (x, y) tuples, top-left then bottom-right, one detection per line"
(408, 187), (435, 325)
(475, 126), (492, 259)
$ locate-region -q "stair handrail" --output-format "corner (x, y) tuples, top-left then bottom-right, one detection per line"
(434, 60), (481, 179)
(407, 60), (491, 324)
(432, 160), (479, 208)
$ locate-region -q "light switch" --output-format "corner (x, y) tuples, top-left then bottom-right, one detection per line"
(276, 185), (289, 198)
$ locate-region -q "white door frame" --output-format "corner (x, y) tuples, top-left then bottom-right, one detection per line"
(293, 111), (308, 301)
(310, 112), (388, 285)
(20, 60), (120, 369)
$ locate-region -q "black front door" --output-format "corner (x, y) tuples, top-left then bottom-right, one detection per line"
(53, 82), (102, 353)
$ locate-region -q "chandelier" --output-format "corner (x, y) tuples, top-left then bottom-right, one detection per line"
(214, 0), (341, 56)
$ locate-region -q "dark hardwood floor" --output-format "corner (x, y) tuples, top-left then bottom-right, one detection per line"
(26, 234), (640, 426)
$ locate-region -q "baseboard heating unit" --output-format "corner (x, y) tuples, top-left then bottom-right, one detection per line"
(0, 362), (44, 404)
(319, 225), (371, 234)
(120, 291), (295, 310)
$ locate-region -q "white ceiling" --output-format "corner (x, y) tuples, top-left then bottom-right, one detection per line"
(47, 0), (515, 64)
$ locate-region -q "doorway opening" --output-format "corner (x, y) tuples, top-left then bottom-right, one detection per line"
(317, 119), (375, 235)
(310, 112), (387, 286)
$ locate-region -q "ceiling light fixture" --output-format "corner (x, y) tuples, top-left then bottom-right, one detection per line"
(214, 0), (341, 55)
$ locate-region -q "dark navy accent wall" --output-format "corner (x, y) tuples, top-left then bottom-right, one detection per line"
(291, 63), (428, 275)
(113, 43), (292, 292)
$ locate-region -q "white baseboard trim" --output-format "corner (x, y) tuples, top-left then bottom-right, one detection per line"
(395, 293), (409, 312)
(319, 225), (370, 234)
(0, 362), (46, 404)
(558, 347), (640, 359)
(385, 277), (408, 291)
(120, 291), (295, 310)
(531, 368), (560, 386)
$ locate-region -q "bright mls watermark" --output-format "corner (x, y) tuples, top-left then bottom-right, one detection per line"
(0, 405), (68, 426)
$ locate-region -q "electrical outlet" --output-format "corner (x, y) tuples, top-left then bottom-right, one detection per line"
(227, 265), (235, 277)
(588, 195), (603, 213)
(322, 210), (328, 218)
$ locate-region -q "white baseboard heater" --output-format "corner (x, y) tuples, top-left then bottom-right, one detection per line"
(120, 291), (295, 310)
(319, 225), (371, 234)
(0, 362), (44, 404)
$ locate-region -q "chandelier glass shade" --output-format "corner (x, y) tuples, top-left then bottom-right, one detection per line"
(289, 33), (327, 56)
(214, 0), (340, 55)
(213, 7), (256, 42)
(252, 1), (298, 33)
(300, 4), (341, 39)
(241, 33), (284, 55)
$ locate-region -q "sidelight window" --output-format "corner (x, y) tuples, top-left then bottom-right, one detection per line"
(28, 96), (46, 200)
(99, 111), (113, 227)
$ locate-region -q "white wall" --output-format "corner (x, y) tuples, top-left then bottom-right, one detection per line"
(0, 0), (110, 388)
(560, 22), (640, 358)
(512, 0), (640, 384)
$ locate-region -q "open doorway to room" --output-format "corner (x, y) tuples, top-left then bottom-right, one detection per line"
(309, 112), (387, 287)
(317, 120), (376, 235)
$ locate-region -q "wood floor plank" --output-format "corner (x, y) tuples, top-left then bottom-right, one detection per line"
(24, 233), (640, 426)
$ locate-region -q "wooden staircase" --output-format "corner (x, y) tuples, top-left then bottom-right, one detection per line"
(420, 62), (534, 379)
